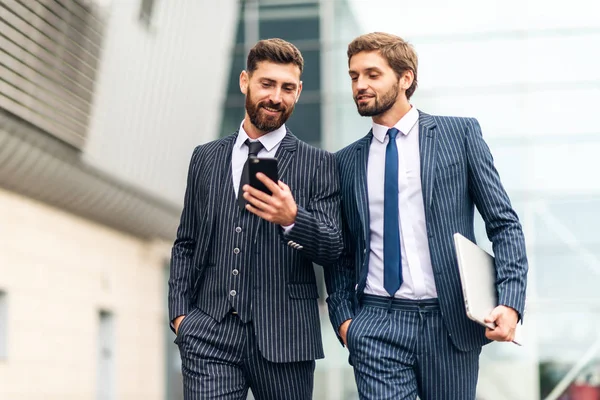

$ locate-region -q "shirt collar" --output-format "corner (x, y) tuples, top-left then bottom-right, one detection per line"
(235, 120), (287, 152)
(372, 106), (419, 143)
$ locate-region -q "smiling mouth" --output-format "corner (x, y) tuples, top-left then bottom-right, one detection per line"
(356, 95), (374, 102)
(262, 106), (282, 113)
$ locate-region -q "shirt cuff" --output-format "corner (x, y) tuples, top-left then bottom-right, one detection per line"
(281, 223), (295, 234)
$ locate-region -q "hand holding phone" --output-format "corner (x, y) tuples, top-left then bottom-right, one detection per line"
(242, 158), (297, 226)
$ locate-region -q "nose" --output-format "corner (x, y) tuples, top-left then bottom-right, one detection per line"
(269, 87), (282, 104)
(355, 75), (368, 92)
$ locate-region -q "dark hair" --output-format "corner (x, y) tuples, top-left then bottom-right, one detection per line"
(247, 38), (304, 74)
(348, 32), (418, 100)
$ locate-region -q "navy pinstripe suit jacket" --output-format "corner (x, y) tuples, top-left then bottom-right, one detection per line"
(169, 129), (343, 362)
(325, 112), (528, 351)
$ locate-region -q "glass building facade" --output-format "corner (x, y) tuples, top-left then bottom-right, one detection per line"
(221, 0), (323, 147)
(221, 1), (600, 399)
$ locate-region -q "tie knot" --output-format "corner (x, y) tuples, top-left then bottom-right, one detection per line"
(387, 127), (400, 140)
(245, 139), (264, 157)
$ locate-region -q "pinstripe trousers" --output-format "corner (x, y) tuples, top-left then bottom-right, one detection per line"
(175, 306), (315, 400)
(347, 295), (481, 400)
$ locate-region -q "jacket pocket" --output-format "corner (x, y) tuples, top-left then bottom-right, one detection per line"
(437, 161), (462, 178)
(287, 283), (319, 299)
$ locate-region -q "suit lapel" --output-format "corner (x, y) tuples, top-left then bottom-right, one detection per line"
(418, 111), (438, 211)
(205, 134), (236, 231)
(354, 131), (372, 244)
(275, 129), (298, 180)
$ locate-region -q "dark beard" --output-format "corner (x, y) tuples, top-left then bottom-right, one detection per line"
(355, 81), (399, 117)
(246, 89), (294, 132)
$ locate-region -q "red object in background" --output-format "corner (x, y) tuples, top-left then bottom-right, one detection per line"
(569, 383), (600, 400)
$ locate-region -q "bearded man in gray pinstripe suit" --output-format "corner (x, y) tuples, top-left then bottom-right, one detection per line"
(169, 39), (343, 400)
(325, 32), (528, 399)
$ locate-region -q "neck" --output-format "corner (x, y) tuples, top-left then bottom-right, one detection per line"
(372, 99), (412, 128)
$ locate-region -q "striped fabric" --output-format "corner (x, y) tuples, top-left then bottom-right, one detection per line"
(175, 308), (315, 399)
(347, 296), (481, 399)
(198, 176), (262, 325)
(325, 111), (528, 396)
(169, 129), (343, 370)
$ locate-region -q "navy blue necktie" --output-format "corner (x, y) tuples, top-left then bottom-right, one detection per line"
(384, 127), (402, 296)
(238, 139), (264, 209)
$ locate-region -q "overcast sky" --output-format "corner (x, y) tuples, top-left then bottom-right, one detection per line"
(348, 0), (599, 39)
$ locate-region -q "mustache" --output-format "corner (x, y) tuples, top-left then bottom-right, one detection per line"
(260, 101), (284, 111)
(355, 89), (376, 98)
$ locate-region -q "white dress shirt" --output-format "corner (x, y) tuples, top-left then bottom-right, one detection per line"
(232, 121), (286, 197)
(364, 106), (438, 299)
(232, 120), (293, 232)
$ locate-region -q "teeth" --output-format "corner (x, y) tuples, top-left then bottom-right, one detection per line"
(264, 107), (280, 112)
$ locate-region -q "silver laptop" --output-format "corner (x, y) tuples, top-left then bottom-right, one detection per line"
(453, 233), (523, 346)
(453, 233), (497, 330)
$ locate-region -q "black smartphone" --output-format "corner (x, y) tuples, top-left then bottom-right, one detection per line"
(248, 157), (279, 195)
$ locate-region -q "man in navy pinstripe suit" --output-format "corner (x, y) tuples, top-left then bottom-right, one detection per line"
(325, 32), (528, 399)
(169, 39), (343, 399)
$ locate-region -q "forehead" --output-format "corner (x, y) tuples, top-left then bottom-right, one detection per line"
(250, 61), (301, 83)
(349, 51), (391, 72)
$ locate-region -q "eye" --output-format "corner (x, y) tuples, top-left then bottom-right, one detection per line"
(283, 86), (295, 92)
(261, 82), (272, 88)
(369, 74), (379, 79)
(350, 76), (358, 82)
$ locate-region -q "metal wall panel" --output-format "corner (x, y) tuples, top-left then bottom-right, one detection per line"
(0, 0), (104, 148)
(0, 109), (179, 239)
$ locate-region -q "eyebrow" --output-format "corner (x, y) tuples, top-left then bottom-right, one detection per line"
(349, 67), (383, 75)
(259, 78), (298, 88)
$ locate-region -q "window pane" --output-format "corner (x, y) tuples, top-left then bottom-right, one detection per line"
(287, 103), (321, 146)
(259, 18), (320, 42)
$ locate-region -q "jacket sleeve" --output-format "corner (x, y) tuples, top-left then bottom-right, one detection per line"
(323, 150), (357, 345)
(282, 151), (343, 265)
(324, 208), (356, 344)
(465, 118), (528, 320)
(168, 146), (201, 330)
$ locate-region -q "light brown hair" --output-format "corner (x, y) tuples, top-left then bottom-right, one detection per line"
(348, 32), (418, 99)
(247, 38), (304, 75)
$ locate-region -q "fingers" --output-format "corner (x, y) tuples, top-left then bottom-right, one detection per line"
(242, 183), (280, 216)
(174, 315), (185, 335)
(255, 173), (281, 193)
(245, 203), (272, 221)
(244, 192), (277, 214)
(485, 325), (515, 342)
(484, 306), (502, 324)
(339, 319), (352, 346)
(243, 184), (273, 204)
(485, 307), (516, 342)
(242, 178), (292, 203)
(278, 180), (290, 192)
(242, 180), (296, 225)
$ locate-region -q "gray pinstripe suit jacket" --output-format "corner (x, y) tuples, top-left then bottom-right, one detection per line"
(325, 112), (528, 351)
(169, 129), (343, 362)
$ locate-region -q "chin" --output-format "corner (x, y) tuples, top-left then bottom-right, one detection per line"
(357, 106), (373, 116)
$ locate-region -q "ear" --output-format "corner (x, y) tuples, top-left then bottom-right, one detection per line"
(400, 70), (414, 91)
(295, 80), (303, 103)
(240, 70), (249, 95)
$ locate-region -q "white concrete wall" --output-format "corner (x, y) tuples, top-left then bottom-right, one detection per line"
(84, 0), (239, 206)
(0, 188), (170, 400)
